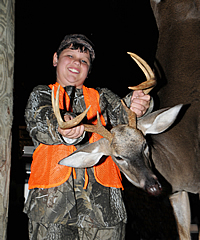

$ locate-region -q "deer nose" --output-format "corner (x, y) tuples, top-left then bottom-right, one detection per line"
(145, 177), (162, 196)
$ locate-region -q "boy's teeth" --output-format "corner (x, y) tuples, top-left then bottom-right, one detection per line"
(69, 68), (79, 73)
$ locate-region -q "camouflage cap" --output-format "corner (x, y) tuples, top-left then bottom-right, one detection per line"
(57, 34), (95, 62)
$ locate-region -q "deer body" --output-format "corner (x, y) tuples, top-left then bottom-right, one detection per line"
(151, 118), (200, 194)
(150, 0), (200, 107)
(149, 0), (200, 239)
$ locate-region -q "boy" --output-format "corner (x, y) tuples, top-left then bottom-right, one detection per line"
(24, 34), (152, 239)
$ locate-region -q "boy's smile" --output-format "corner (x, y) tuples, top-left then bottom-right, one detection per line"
(53, 48), (90, 89)
(68, 67), (80, 74)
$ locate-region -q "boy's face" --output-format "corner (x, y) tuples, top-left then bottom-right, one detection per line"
(53, 47), (91, 89)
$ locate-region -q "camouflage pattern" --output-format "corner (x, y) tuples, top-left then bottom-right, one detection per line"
(24, 85), (153, 239)
(25, 168), (126, 239)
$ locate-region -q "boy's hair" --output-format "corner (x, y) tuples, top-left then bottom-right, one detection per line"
(57, 34), (95, 66)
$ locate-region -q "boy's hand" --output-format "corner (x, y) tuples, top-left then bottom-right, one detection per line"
(58, 115), (85, 139)
(130, 90), (151, 118)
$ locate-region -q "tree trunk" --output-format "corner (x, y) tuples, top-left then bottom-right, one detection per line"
(0, 0), (15, 238)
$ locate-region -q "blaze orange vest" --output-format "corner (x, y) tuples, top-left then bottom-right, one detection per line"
(28, 83), (123, 190)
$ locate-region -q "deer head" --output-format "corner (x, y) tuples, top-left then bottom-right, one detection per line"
(51, 53), (182, 196)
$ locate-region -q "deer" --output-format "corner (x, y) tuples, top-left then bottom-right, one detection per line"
(51, 52), (188, 239)
(149, 0), (200, 239)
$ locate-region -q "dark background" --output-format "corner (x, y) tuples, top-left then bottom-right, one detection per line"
(8, 1), (199, 239)
(14, 0), (158, 126)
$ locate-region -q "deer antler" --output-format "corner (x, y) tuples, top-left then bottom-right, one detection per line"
(51, 85), (113, 143)
(122, 52), (156, 128)
(84, 113), (113, 143)
(51, 85), (91, 129)
(127, 52), (156, 94)
(120, 99), (137, 128)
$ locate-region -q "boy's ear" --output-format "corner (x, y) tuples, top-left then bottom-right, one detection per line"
(53, 52), (58, 67)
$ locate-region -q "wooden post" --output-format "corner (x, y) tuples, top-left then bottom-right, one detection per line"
(0, 0), (15, 239)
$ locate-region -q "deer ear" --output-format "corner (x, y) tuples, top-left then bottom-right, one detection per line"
(138, 104), (183, 135)
(59, 138), (111, 168)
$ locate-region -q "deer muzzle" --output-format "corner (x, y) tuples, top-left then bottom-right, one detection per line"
(144, 176), (162, 196)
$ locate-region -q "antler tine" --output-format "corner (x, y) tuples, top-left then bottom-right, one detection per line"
(127, 52), (156, 94)
(52, 86), (113, 143)
(51, 85), (90, 129)
(121, 99), (137, 128)
(84, 111), (113, 143)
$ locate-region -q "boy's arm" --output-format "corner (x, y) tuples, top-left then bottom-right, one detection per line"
(123, 91), (154, 119)
(25, 85), (84, 147)
(98, 88), (154, 126)
(97, 87), (122, 126)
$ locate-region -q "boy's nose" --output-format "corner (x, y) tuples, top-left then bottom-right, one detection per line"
(73, 58), (81, 66)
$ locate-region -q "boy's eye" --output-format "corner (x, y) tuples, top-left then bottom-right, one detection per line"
(66, 54), (89, 66)
(65, 54), (73, 59)
(81, 60), (88, 64)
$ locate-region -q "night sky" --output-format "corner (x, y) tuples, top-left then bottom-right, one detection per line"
(14, 0), (158, 125)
